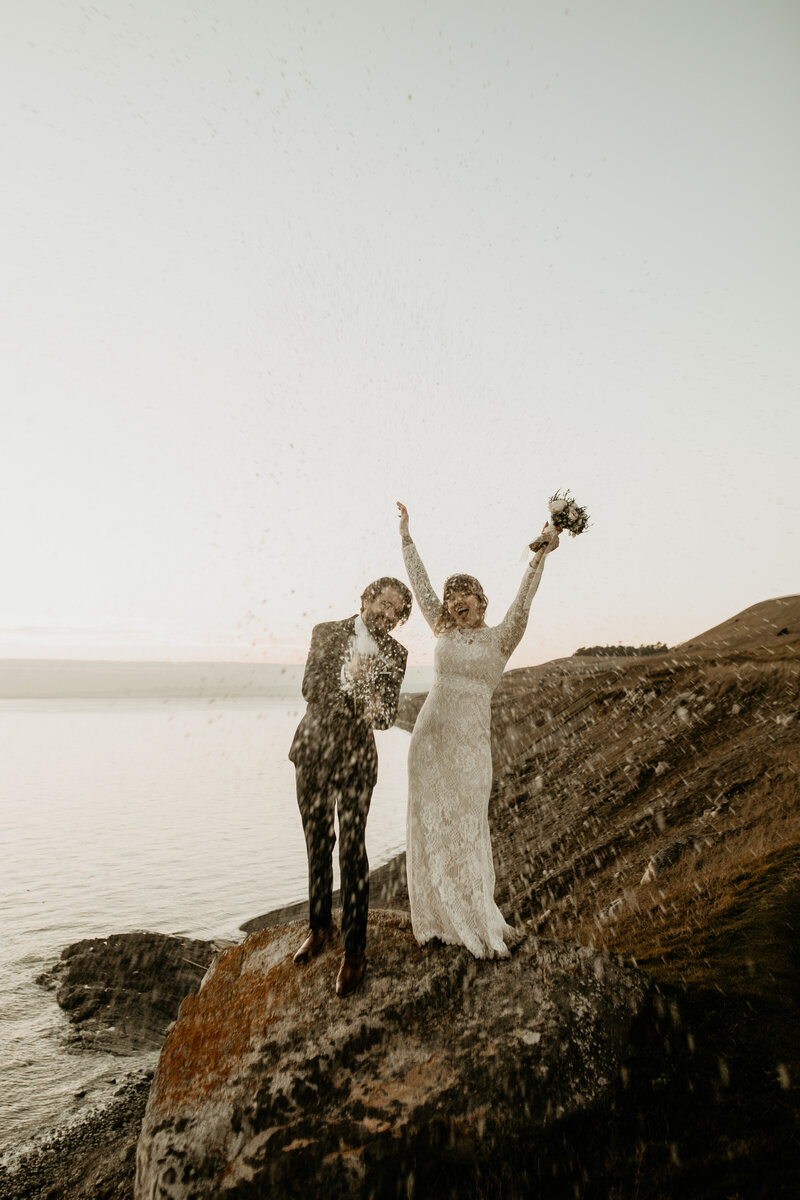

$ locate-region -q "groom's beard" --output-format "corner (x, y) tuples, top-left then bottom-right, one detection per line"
(362, 612), (393, 638)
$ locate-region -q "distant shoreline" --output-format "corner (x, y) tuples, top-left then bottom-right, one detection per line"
(0, 660), (304, 699)
(0, 660), (435, 700)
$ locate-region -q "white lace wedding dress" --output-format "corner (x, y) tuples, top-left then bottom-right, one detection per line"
(402, 537), (547, 958)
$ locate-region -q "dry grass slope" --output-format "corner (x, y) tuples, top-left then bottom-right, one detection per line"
(484, 595), (799, 1197)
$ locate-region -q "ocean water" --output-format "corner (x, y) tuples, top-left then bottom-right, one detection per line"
(0, 695), (413, 1158)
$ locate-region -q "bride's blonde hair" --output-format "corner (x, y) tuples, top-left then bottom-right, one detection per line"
(433, 574), (488, 636)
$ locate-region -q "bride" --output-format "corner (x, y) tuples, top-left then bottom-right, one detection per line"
(397, 501), (559, 958)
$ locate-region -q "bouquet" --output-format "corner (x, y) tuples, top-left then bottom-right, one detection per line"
(342, 649), (385, 723)
(530, 490), (590, 552)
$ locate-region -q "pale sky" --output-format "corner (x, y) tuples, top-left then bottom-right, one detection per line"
(2, 0), (797, 668)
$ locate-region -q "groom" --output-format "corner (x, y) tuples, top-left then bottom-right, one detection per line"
(288, 577), (411, 997)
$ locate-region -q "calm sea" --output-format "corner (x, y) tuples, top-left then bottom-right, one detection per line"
(0, 694), (415, 1159)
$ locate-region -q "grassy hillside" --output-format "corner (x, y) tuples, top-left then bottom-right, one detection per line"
(485, 595), (799, 1196)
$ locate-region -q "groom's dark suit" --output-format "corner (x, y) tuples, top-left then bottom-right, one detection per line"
(289, 616), (407, 958)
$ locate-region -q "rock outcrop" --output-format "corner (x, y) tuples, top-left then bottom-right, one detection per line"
(38, 932), (222, 1054)
(136, 595), (800, 1200)
(135, 912), (647, 1199)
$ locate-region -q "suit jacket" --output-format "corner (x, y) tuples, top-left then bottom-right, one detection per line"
(288, 617), (408, 788)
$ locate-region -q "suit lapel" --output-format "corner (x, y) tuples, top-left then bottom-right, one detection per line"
(335, 617), (357, 669)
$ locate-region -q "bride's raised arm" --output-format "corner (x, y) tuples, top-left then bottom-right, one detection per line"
(496, 529), (559, 657)
(397, 502), (441, 632)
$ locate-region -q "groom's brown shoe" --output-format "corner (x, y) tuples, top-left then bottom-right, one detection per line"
(335, 953), (366, 998)
(293, 926), (332, 965)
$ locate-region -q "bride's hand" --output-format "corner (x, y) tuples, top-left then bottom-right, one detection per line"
(397, 501), (410, 539)
(531, 523), (559, 565)
(544, 525), (560, 552)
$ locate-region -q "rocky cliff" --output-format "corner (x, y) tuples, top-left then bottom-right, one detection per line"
(134, 915), (647, 1199)
(4, 595), (797, 1199)
(135, 594), (800, 1198)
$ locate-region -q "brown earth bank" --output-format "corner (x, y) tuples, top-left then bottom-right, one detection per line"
(2, 594), (798, 1199)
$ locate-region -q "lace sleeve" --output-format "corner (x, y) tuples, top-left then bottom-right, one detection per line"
(402, 537), (442, 632)
(496, 557), (547, 658)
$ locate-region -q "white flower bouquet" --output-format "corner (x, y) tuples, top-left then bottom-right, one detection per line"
(530, 490), (590, 552)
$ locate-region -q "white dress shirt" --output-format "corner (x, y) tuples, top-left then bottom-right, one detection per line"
(340, 614), (381, 694)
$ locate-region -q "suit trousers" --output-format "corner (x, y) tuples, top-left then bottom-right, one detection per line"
(295, 759), (373, 959)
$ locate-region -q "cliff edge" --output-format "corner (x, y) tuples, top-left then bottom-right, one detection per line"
(134, 914), (646, 1199)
